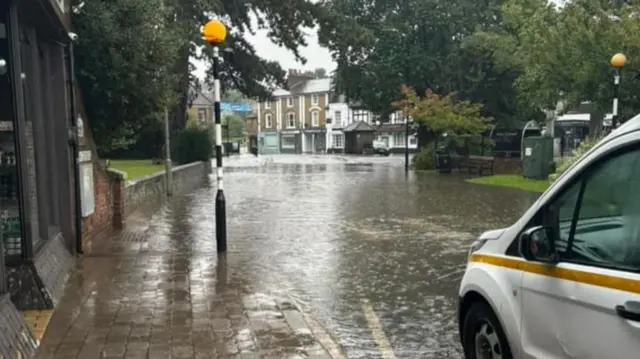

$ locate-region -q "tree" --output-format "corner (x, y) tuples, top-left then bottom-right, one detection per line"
(75, 0), (329, 152)
(392, 86), (490, 149)
(318, 0), (543, 125)
(477, 0), (640, 118)
(73, 0), (181, 152)
(222, 115), (246, 138)
(180, 0), (327, 132)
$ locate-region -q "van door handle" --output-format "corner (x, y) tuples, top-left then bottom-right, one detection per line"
(615, 302), (640, 322)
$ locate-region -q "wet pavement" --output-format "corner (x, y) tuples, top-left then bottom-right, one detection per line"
(37, 154), (539, 359)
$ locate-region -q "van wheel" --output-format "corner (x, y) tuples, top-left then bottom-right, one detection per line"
(462, 302), (512, 359)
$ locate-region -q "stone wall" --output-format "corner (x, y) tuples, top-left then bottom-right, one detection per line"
(124, 162), (211, 217)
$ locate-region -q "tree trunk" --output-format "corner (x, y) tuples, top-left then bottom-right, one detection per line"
(170, 45), (191, 134)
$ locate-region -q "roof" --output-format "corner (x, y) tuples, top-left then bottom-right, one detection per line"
(344, 120), (375, 132)
(191, 88), (214, 107)
(273, 78), (332, 98)
(297, 78), (331, 94)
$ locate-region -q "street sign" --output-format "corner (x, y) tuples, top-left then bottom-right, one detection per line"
(220, 102), (252, 112)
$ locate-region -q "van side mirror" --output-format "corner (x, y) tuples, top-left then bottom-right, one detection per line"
(519, 226), (558, 263)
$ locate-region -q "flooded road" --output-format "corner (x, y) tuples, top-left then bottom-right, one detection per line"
(145, 154), (539, 358)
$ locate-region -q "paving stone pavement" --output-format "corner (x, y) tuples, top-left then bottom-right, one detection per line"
(34, 229), (339, 359)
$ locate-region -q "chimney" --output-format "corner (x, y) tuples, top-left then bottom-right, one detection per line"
(286, 69), (313, 90)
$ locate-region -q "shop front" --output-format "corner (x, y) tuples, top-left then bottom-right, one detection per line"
(302, 128), (326, 153)
(0, 0), (75, 322)
(280, 129), (302, 154)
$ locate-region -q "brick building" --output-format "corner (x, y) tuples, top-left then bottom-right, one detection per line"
(257, 70), (331, 154)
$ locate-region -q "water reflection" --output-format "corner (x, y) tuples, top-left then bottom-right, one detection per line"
(144, 156), (538, 358)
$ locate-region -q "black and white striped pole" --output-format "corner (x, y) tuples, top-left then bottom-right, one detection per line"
(203, 19), (228, 252)
(611, 53), (627, 129)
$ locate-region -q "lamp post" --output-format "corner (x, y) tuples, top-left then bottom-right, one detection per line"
(404, 113), (410, 172)
(611, 53), (627, 129)
(203, 19), (228, 252)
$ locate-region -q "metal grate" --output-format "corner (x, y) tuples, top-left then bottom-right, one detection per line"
(116, 230), (148, 243)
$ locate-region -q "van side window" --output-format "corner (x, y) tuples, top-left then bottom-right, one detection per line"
(549, 147), (640, 270)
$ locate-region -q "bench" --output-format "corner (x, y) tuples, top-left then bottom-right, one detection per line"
(463, 155), (495, 176)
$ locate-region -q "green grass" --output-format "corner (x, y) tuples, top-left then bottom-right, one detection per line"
(467, 174), (551, 193)
(108, 159), (164, 181)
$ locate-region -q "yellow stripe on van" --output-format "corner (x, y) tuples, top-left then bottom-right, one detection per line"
(470, 254), (640, 295)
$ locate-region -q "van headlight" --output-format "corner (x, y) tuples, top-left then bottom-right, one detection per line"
(467, 238), (488, 262)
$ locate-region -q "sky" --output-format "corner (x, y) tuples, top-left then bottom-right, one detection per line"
(192, 16), (335, 80)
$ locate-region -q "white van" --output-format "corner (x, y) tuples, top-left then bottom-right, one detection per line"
(458, 115), (640, 359)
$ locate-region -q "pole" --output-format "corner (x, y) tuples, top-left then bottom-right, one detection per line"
(164, 108), (172, 196)
(612, 69), (620, 129)
(403, 34), (410, 173)
(66, 41), (83, 255)
(213, 45), (227, 252)
(405, 114), (409, 172)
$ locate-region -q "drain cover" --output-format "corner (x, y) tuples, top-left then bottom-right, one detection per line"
(117, 230), (148, 242)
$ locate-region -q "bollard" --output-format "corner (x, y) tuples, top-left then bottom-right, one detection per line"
(203, 19), (228, 252)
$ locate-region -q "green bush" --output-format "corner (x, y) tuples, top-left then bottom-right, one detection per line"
(548, 135), (602, 182)
(173, 127), (213, 164)
(412, 145), (437, 170)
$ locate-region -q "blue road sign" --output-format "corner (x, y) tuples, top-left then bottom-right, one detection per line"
(220, 102), (252, 112)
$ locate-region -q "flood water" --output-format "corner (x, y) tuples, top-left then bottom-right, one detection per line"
(143, 154), (539, 358)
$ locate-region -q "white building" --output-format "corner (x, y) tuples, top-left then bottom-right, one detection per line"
(375, 111), (418, 153)
(325, 96), (375, 153)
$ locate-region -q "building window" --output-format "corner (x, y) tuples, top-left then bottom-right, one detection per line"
(311, 94), (320, 105)
(332, 134), (344, 148)
(393, 132), (405, 147)
(287, 97), (294, 107)
(265, 102), (271, 109)
(265, 113), (272, 128)
(409, 136), (417, 145)
(311, 111), (319, 127)
(287, 113), (296, 128)
(197, 109), (206, 122)
(335, 111), (342, 126)
(282, 135), (296, 149)
(353, 110), (369, 123)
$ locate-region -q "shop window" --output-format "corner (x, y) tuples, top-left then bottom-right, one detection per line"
(0, 28), (23, 257)
(19, 27), (64, 249)
(18, 26), (45, 250)
(282, 135), (296, 149)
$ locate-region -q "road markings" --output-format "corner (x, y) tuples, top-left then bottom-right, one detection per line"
(361, 299), (397, 359)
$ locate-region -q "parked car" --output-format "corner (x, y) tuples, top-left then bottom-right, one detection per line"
(372, 140), (390, 156)
(458, 114), (640, 359)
